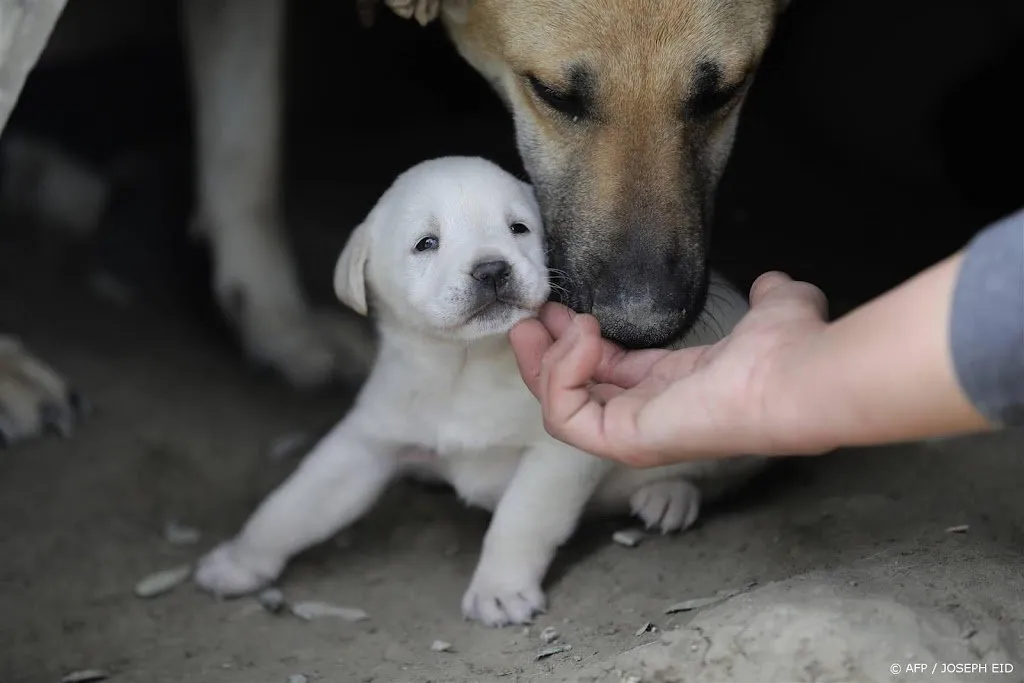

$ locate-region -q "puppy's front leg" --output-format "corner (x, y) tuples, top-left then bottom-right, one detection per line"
(195, 412), (396, 596)
(462, 443), (612, 626)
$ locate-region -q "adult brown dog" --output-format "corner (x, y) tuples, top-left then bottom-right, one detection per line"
(382, 0), (788, 348)
(0, 0), (786, 445)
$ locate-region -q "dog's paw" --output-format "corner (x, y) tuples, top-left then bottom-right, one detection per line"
(461, 565), (547, 627)
(194, 540), (283, 597)
(462, 557), (548, 626)
(221, 289), (376, 390)
(384, 0), (440, 25)
(630, 479), (701, 533)
(0, 336), (84, 448)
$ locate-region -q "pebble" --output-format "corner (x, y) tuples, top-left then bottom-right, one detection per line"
(945, 524), (970, 534)
(536, 644), (572, 660)
(268, 432), (311, 461)
(540, 626), (559, 643)
(258, 587), (286, 614)
(634, 621), (656, 636)
(287, 675), (308, 683)
(290, 601), (368, 622)
(612, 529), (645, 548)
(162, 520), (201, 546)
(664, 596), (724, 614)
(430, 640), (453, 652)
(134, 565), (192, 598)
(664, 582), (757, 614)
(61, 671), (108, 683)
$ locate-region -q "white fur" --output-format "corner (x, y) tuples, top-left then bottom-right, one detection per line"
(194, 156), (765, 626)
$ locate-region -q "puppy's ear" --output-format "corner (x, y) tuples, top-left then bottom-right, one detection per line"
(334, 219), (373, 316)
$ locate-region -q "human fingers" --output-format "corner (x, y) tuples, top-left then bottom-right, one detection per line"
(535, 315), (625, 455)
(750, 271), (829, 319)
(537, 301), (577, 339)
(509, 317), (555, 399)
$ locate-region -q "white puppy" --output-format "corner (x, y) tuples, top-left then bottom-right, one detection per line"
(194, 156), (765, 626)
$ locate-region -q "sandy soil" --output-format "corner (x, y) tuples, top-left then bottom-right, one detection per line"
(2, 207), (1023, 683)
(2, 5), (1023, 678)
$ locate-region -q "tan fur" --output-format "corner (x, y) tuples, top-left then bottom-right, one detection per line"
(392, 0), (787, 349)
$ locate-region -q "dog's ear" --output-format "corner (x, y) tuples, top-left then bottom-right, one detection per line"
(382, 0), (471, 27)
(334, 219), (373, 316)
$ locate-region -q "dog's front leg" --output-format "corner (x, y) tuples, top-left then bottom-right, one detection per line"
(462, 443), (613, 627)
(180, 0), (373, 389)
(194, 412), (396, 596)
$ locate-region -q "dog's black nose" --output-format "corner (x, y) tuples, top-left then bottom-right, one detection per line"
(471, 260), (511, 286)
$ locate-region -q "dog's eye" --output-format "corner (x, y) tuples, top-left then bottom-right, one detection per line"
(686, 83), (742, 119)
(527, 75), (589, 122)
(685, 61), (746, 120)
(509, 222), (530, 235)
(415, 236), (440, 252)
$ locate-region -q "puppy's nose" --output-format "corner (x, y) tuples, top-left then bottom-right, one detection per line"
(471, 260), (512, 286)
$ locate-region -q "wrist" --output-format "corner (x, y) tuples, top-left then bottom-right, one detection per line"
(772, 254), (990, 454)
(764, 329), (845, 456)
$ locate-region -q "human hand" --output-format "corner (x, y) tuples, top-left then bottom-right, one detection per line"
(509, 272), (834, 467)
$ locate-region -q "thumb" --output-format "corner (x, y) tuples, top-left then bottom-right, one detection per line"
(749, 271), (828, 319)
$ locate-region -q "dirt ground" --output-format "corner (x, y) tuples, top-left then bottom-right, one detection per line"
(2, 207), (1024, 683)
(2, 3), (1023, 681)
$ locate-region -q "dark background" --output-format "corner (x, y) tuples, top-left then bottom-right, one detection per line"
(4, 0), (1023, 326)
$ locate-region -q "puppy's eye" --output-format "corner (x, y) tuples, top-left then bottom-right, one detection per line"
(527, 75), (589, 122)
(415, 236), (439, 252)
(509, 222), (530, 235)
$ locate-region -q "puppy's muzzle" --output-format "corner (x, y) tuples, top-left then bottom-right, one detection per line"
(471, 260), (512, 293)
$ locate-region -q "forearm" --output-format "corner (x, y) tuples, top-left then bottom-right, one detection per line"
(791, 210), (1024, 450)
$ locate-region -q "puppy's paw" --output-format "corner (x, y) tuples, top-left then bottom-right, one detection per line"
(0, 336), (84, 448)
(384, 0), (440, 25)
(194, 540), (283, 597)
(630, 479), (701, 534)
(461, 565), (546, 627)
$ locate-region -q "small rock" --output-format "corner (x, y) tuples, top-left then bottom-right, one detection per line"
(61, 671), (108, 683)
(540, 626), (559, 643)
(634, 622), (656, 636)
(612, 529), (645, 548)
(162, 520), (201, 546)
(134, 564), (192, 598)
(945, 524), (970, 534)
(536, 644), (572, 660)
(268, 432), (311, 461)
(291, 601), (368, 622)
(621, 676), (642, 683)
(258, 587), (286, 614)
(961, 627), (977, 639)
(664, 596), (725, 613)
(573, 655), (583, 663)
(287, 675), (308, 683)
(430, 640), (453, 652)
(664, 583), (755, 614)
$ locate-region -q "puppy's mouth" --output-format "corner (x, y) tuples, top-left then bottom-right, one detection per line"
(464, 295), (535, 322)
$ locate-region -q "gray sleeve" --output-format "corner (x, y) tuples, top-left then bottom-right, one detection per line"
(949, 208), (1024, 426)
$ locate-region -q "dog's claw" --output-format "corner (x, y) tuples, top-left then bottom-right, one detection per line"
(630, 479), (701, 534)
(0, 336), (80, 448)
(40, 401), (75, 438)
